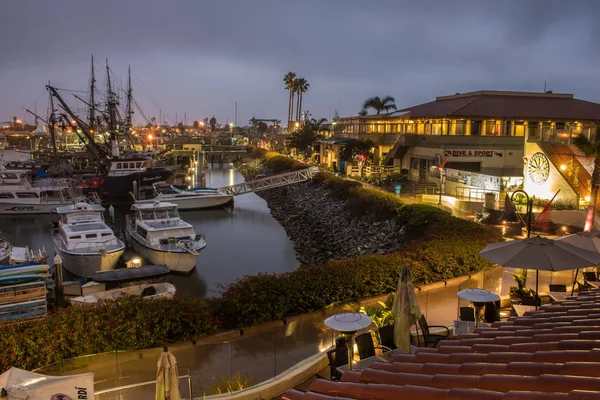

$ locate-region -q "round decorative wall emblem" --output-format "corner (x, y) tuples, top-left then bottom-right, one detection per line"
(528, 152), (550, 184)
(51, 394), (73, 400)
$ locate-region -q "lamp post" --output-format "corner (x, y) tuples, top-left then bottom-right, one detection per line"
(510, 190), (533, 238)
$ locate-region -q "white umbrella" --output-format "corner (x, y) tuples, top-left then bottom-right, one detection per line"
(555, 231), (600, 294)
(156, 346), (181, 400)
(392, 264), (421, 353)
(457, 288), (500, 327)
(479, 236), (600, 308)
(324, 312), (372, 371)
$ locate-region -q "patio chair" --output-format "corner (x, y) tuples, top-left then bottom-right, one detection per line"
(484, 300), (501, 323)
(521, 295), (541, 306)
(416, 315), (450, 347)
(378, 325), (397, 350)
(354, 332), (392, 360)
(459, 307), (475, 322)
(549, 284), (567, 292)
(576, 281), (593, 292)
(583, 272), (598, 282)
(326, 338), (348, 380)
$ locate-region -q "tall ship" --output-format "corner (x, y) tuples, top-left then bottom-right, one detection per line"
(126, 201), (206, 273)
(39, 57), (174, 203)
(52, 202), (125, 277)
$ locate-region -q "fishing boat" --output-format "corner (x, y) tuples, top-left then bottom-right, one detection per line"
(53, 203), (125, 278)
(141, 183), (233, 210)
(0, 168), (87, 214)
(69, 265), (175, 305)
(126, 202), (206, 273)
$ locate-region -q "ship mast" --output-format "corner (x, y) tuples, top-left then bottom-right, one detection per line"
(105, 59), (120, 158)
(88, 54), (96, 130)
(125, 65), (134, 131)
(48, 83), (57, 157)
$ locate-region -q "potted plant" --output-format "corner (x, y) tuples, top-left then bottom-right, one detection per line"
(509, 271), (530, 301)
(359, 293), (394, 353)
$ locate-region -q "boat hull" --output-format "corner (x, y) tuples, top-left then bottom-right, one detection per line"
(69, 282), (176, 305)
(0, 202), (70, 214)
(57, 247), (125, 278)
(86, 168), (174, 203)
(157, 194), (233, 210)
(128, 238), (197, 274)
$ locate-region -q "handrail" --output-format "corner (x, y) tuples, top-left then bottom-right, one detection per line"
(94, 374), (192, 398)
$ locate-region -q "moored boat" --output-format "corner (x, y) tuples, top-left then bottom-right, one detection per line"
(53, 203), (125, 278)
(126, 202), (206, 273)
(141, 183), (233, 210)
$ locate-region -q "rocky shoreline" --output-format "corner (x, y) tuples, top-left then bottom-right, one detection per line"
(237, 160), (405, 266)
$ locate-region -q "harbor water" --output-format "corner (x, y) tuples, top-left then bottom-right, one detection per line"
(0, 152), (300, 297)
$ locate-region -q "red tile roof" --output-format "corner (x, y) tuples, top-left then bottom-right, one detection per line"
(283, 290), (600, 400)
(400, 91), (600, 121)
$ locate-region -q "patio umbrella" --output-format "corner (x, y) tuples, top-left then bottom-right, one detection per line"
(555, 231), (600, 294)
(457, 288), (500, 327)
(156, 346), (181, 400)
(392, 264), (422, 353)
(479, 236), (600, 308)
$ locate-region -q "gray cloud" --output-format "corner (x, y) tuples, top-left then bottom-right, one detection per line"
(1, 0), (600, 125)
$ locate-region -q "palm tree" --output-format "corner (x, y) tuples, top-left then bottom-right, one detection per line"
(362, 96), (397, 114)
(283, 72), (297, 131)
(287, 117), (328, 157)
(296, 78), (309, 121)
(573, 128), (600, 231)
(209, 116), (217, 132)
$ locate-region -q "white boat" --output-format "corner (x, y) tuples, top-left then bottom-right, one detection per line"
(0, 169), (87, 214)
(144, 183), (233, 210)
(69, 282), (175, 305)
(69, 265), (175, 305)
(53, 203), (125, 278)
(126, 201), (206, 273)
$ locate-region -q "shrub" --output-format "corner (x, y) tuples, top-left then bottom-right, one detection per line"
(0, 296), (218, 372)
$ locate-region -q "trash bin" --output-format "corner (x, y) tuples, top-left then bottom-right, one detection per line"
(394, 184), (402, 196)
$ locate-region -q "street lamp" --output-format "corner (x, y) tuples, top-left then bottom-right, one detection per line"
(510, 190), (533, 238)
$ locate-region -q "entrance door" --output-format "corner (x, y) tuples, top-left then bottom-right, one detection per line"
(419, 159), (430, 182)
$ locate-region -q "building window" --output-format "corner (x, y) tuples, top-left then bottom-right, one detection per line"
(513, 122), (525, 137)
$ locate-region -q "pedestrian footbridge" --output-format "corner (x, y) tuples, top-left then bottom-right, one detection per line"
(216, 166), (319, 196)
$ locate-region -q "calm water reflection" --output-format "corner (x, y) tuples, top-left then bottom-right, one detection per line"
(0, 163), (300, 297)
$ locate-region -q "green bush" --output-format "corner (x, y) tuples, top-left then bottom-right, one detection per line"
(0, 296), (218, 372)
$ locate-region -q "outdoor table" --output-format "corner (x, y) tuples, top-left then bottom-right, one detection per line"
(548, 292), (570, 302)
(336, 349), (396, 374)
(512, 304), (536, 317)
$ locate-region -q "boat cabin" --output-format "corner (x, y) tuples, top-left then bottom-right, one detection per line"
(55, 203), (105, 225)
(55, 203), (119, 250)
(107, 158), (153, 176)
(131, 202), (197, 245)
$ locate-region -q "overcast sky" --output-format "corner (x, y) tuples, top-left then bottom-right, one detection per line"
(1, 0), (599, 126)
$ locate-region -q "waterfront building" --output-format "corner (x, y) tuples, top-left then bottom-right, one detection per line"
(326, 90), (600, 207)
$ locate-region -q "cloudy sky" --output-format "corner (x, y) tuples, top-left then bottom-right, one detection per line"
(1, 0), (599, 126)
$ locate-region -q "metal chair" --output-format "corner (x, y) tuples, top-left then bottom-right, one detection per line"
(354, 332), (392, 360)
(583, 272), (598, 282)
(326, 338), (348, 380)
(549, 284), (567, 292)
(378, 325), (397, 351)
(416, 315), (449, 347)
(459, 307), (475, 322)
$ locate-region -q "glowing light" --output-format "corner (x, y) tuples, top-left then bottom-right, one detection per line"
(295, 122), (300, 127)
(562, 226), (567, 232)
(147, 134), (153, 141)
(132, 257), (141, 265)
(586, 196), (591, 202)
(560, 164), (567, 171)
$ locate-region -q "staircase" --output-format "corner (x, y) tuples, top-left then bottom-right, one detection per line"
(538, 142), (590, 198)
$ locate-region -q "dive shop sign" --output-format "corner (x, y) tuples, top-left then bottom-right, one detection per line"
(444, 150), (503, 158)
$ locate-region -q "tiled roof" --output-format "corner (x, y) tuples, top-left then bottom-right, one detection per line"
(283, 290), (600, 400)
(400, 91), (600, 121)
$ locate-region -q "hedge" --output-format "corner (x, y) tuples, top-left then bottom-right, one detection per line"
(0, 296), (219, 372)
(0, 150), (501, 373)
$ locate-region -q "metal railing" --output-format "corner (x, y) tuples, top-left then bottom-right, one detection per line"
(217, 167), (319, 196)
(455, 187), (500, 202)
(95, 374), (192, 399)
